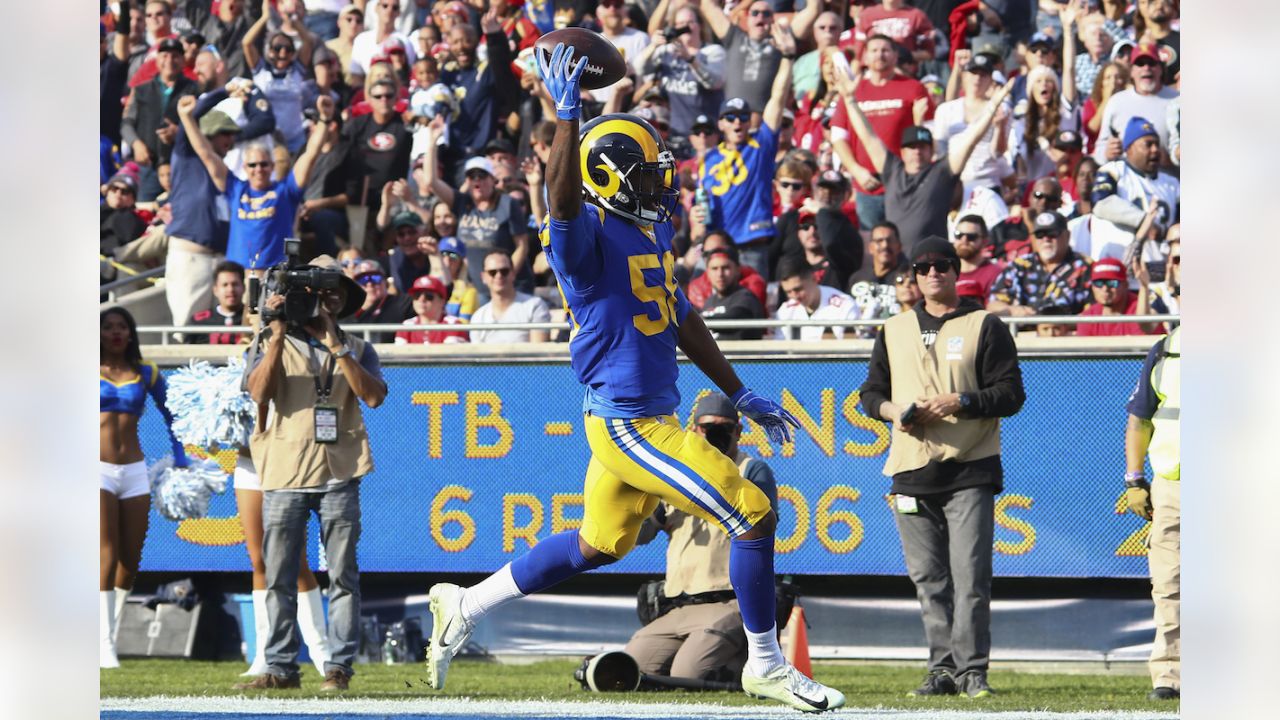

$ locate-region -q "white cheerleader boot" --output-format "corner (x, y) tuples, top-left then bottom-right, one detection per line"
(112, 587), (131, 643)
(241, 590), (270, 676)
(297, 587), (332, 676)
(100, 590), (120, 669)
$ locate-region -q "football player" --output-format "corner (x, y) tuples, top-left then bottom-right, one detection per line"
(425, 42), (846, 713)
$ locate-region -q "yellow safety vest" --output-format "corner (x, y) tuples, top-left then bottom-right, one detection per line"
(1148, 327), (1180, 481)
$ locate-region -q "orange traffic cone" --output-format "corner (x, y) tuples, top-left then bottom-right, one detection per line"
(780, 604), (812, 679)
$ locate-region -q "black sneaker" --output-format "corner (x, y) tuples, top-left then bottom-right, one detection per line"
(907, 670), (958, 698)
(958, 671), (994, 698)
(1148, 686), (1179, 700)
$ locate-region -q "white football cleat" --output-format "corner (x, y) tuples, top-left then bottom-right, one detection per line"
(742, 662), (846, 713)
(426, 583), (475, 690)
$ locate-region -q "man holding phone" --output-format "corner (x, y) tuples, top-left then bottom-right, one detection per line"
(858, 237), (1025, 699)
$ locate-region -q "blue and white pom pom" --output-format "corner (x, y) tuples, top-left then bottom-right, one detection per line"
(149, 456), (230, 521)
(168, 358), (257, 449)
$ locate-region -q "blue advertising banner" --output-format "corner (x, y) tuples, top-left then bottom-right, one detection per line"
(136, 358), (1153, 577)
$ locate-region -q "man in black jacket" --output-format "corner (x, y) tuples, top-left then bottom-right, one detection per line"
(121, 37), (198, 200)
(858, 236), (1025, 700)
(699, 247), (765, 341)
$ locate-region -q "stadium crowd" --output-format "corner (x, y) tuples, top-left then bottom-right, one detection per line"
(100, 0), (1181, 342)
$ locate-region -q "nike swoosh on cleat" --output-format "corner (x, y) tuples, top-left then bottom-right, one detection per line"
(794, 692), (828, 711)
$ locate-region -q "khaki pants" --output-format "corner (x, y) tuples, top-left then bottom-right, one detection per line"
(623, 599), (745, 682)
(164, 238), (220, 329)
(1149, 476), (1180, 689)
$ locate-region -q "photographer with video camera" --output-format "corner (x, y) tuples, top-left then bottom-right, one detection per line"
(235, 251), (387, 692)
(622, 393), (780, 687)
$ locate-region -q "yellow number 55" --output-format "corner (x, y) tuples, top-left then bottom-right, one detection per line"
(629, 251), (679, 336)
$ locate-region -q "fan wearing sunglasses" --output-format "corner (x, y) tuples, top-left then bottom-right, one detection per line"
(858, 236), (1024, 700)
(1076, 257), (1159, 337)
(177, 93), (330, 273)
(243, 2), (318, 154)
(695, 19), (796, 278)
(349, 259), (414, 342)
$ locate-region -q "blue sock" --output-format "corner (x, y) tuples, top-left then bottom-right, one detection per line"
(509, 530), (609, 595)
(729, 535), (777, 633)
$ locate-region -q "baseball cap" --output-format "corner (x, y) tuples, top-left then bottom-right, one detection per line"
(156, 37), (183, 54)
(1090, 257), (1127, 282)
(1053, 130), (1083, 150)
(1130, 43), (1163, 65)
(464, 156), (495, 177)
(199, 109), (240, 136)
(108, 173), (139, 193)
(974, 40), (1005, 61)
(382, 37), (408, 55)
(410, 275), (448, 297)
(965, 53), (995, 74)
(1028, 32), (1057, 50)
(693, 393), (739, 422)
(392, 211), (425, 229)
(338, 5), (363, 20)
(719, 97), (751, 117)
(1032, 211), (1068, 235)
(353, 260), (384, 280)
(816, 169), (849, 189)
(438, 236), (465, 256)
(1122, 116), (1158, 151)
(900, 125), (933, 147)
(483, 137), (515, 157)
(1111, 39), (1135, 62)
(691, 114), (715, 133)
(910, 236), (959, 265)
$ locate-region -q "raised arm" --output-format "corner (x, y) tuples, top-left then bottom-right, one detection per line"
(540, 44), (588, 221)
(762, 25), (796, 131)
(946, 49), (971, 102)
(1060, 3), (1081, 106)
(790, 0), (825, 44)
(948, 79), (1014, 175)
(281, 4), (316, 67)
(113, 1), (132, 62)
(146, 365), (190, 466)
(834, 64), (887, 174)
(290, 109), (330, 188)
(648, 0), (674, 35)
(242, 0), (271, 71)
(176, 95), (229, 192)
(421, 115), (456, 206)
(700, 0), (733, 41)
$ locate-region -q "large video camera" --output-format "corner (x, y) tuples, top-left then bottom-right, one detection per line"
(249, 238), (344, 326)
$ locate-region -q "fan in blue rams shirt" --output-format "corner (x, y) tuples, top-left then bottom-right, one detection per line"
(424, 42), (844, 713)
(697, 26), (797, 277)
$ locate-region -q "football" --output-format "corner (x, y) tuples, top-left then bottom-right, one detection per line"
(534, 27), (627, 91)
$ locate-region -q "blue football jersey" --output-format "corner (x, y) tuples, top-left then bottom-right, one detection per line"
(699, 122), (779, 245)
(542, 204), (691, 419)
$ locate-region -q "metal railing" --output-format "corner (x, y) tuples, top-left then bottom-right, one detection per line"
(136, 314), (1180, 345)
(100, 264), (166, 302)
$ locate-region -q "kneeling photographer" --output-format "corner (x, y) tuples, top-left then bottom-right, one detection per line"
(238, 252), (388, 692)
(623, 394), (782, 687)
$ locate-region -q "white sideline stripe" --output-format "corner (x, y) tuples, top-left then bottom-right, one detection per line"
(611, 419), (747, 535)
(100, 696), (1179, 719)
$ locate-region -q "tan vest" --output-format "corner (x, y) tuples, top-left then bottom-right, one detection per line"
(250, 333), (376, 491)
(882, 310), (1001, 477)
(662, 455), (757, 597)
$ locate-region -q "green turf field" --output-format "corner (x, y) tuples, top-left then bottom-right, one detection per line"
(101, 659), (1177, 714)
